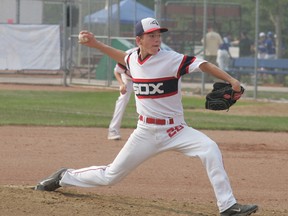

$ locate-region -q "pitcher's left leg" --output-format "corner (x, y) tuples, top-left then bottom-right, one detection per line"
(200, 141), (236, 212)
(172, 126), (236, 212)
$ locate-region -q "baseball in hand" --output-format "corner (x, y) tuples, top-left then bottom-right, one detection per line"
(78, 33), (89, 43)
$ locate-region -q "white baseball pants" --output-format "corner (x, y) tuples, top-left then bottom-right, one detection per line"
(108, 76), (133, 134)
(60, 119), (236, 212)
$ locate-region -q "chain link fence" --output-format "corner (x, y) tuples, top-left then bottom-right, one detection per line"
(1, 0), (287, 100)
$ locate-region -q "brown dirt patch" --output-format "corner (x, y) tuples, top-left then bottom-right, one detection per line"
(0, 84), (288, 216)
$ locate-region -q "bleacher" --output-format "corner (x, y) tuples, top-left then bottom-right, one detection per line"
(229, 58), (288, 83)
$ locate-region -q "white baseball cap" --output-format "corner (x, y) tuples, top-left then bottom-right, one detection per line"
(259, 32), (265, 37)
(135, 17), (168, 36)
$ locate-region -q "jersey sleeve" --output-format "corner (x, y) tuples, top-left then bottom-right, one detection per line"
(124, 47), (139, 72)
(116, 47), (138, 74)
(188, 58), (207, 73)
(124, 52), (132, 72)
(114, 63), (127, 74)
(177, 55), (207, 77)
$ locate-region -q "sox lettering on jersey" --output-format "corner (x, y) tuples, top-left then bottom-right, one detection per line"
(132, 77), (178, 99)
(133, 83), (164, 95)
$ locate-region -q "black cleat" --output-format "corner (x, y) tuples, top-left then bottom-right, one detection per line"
(35, 168), (67, 191)
(220, 203), (258, 216)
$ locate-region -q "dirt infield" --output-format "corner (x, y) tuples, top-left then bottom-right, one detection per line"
(0, 84), (288, 216)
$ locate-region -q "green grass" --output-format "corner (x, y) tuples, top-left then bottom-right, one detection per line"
(0, 89), (287, 132)
(181, 96), (288, 131)
(244, 90), (288, 100)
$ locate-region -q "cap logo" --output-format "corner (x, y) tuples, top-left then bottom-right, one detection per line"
(150, 20), (159, 26)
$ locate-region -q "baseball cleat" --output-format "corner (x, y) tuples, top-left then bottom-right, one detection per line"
(35, 168), (67, 191)
(108, 131), (121, 140)
(220, 203), (258, 216)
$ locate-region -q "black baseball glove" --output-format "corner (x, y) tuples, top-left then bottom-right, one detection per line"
(205, 82), (245, 111)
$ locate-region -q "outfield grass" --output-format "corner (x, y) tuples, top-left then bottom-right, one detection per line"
(0, 89), (287, 132)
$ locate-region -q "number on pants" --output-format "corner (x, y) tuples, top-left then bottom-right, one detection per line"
(167, 125), (184, 138)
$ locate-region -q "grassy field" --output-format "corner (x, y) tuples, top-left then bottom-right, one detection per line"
(0, 89), (287, 132)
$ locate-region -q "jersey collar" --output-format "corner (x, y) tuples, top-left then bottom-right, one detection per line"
(137, 49), (160, 65)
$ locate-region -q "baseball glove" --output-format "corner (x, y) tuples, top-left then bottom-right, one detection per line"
(205, 82), (245, 111)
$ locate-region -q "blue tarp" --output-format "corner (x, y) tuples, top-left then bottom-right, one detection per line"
(84, 0), (155, 24)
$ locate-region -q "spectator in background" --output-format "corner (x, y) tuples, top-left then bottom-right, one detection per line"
(237, 31), (254, 57)
(257, 32), (267, 59)
(217, 33), (232, 71)
(265, 31), (276, 59)
(201, 26), (223, 66)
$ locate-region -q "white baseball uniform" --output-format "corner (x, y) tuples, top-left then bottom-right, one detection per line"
(108, 48), (136, 137)
(60, 49), (236, 212)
